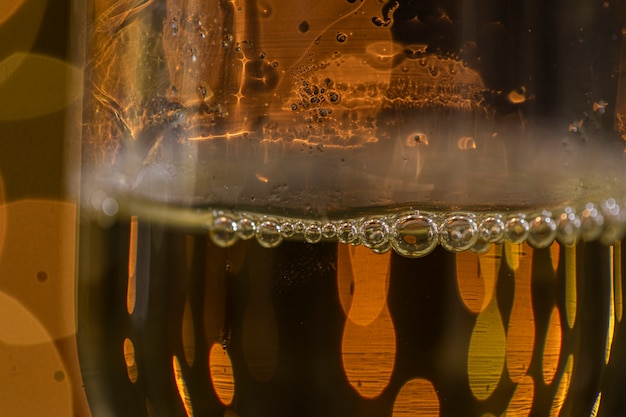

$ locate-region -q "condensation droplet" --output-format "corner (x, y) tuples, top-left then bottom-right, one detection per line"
(504, 215), (529, 244)
(256, 220), (283, 248)
(439, 214), (478, 252)
(556, 207), (581, 246)
(527, 212), (557, 249)
(210, 215), (238, 247)
(360, 218), (389, 249)
(304, 223), (323, 243)
(390, 213), (438, 258)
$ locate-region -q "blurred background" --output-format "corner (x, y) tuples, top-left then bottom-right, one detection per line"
(0, 0), (90, 416)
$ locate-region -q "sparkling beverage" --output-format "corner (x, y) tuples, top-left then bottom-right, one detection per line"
(75, 0), (626, 416)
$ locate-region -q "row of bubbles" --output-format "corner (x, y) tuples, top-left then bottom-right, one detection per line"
(197, 198), (626, 257)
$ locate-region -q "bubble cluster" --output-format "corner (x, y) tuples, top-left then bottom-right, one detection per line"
(90, 192), (626, 256)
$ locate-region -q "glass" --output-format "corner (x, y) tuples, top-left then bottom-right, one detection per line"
(74, 1), (626, 416)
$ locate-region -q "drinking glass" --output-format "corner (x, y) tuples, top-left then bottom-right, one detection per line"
(75, 1), (626, 416)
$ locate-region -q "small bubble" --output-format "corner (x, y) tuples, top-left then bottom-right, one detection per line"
(556, 208), (581, 246)
(237, 216), (256, 240)
(36, 271), (48, 283)
(291, 103), (298, 111)
(256, 220), (283, 248)
(328, 91), (341, 103)
(298, 20), (310, 33)
(322, 223), (337, 239)
(210, 215), (238, 248)
(406, 132), (429, 147)
(171, 20), (179, 35)
(504, 215), (529, 244)
(439, 214), (478, 252)
(390, 213), (438, 258)
(527, 212), (557, 249)
(272, 61), (279, 68)
(102, 197), (119, 216)
(600, 198), (626, 244)
(281, 221), (295, 238)
(479, 214), (505, 243)
(304, 223), (323, 243)
(53, 370), (65, 382)
(336, 32), (348, 43)
(337, 221), (359, 245)
(259, 52), (266, 59)
(580, 203), (605, 241)
(470, 238), (491, 255)
(360, 218), (389, 250)
(593, 100), (608, 114)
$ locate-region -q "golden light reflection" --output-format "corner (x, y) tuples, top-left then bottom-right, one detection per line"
(126, 215), (138, 315)
(590, 392), (602, 417)
(468, 294), (506, 400)
(123, 337), (138, 383)
(392, 378), (440, 416)
(542, 307), (562, 385)
(606, 246), (617, 364)
(172, 355), (194, 417)
(339, 245), (396, 398)
(506, 243), (535, 384)
(615, 241), (623, 323)
(456, 245), (500, 314)
(550, 354), (573, 417)
(182, 298), (196, 367)
(549, 242), (560, 273)
(506, 375), (534, 417)
(565, 245), (577, 329)
(208, 342), (235, 406)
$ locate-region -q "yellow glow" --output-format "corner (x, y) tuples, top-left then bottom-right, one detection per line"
(542, 307), (562, 385)
(127, 216), (138, 315)
(468, 296), (506, 400)
(182, 298), (195, 367)
(590, 392), (602, 417)
(339, 245), (390, 326)
(456, 245), (499, 314)
(506, 244), (535, 383)
(172, 356), (194, 417)
(392, 378), (440, 416)
(123, 338), (138, 383)
(339, 245), (395, 398)
(550, 355), (573, 416)
(550, 241), (560, 273)
(505, 242), (522, 271)
(0, 176), (5, 257)
(606, 246), (616, 364)
(615, 242), (623, 323)
(506, 375), (534, 417)
(565, 245), (577, 329)
(208, 343), (235, 406)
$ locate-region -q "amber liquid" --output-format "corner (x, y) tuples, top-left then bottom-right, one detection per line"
(77, 214), (626, 417)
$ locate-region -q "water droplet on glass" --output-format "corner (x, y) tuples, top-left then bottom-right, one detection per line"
(237, 216), (256, 240)
(337, 221), (359, 245)
(256, 220), (283, 248)
(210, 215), (239, 248)
(390, 213), (438, 258)
(439, 214), (478, 252)
(581, 203), (605, 242)
(360, 218), (389, 249)
(470, 238), (491, 255)
(527, 212), (557, 249)
(328, 91), (341, 103)
(504, 215), (529, 244)
(556, 207), (581, 246)
(304, 223), (323, 243)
